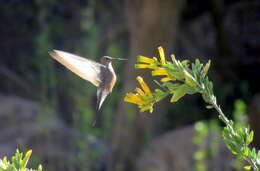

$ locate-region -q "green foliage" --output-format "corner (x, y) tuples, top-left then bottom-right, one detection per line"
(193, 121), (209, 171)
(0, 150), (42, 171)
(193, 100), (250, 171)
(193, 120), (222, 171)
(125, 47), (260, 170)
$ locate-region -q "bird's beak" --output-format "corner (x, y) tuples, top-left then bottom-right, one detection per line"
(111, 57), (128, 61)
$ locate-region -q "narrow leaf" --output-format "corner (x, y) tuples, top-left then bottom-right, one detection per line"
(170, 84), (187, 102)
(246, 131), (254, 145)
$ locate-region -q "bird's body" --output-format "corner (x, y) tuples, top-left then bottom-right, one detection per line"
(49, 50), (126, 111)
(96, 59), (117, 110)
(100, 61), (117, 92)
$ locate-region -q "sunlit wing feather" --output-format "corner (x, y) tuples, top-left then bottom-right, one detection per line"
(49, 50), (105, 87)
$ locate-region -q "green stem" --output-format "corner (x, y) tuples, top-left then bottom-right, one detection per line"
(210, 97), (259, 170)
(211, 101), (235, 134)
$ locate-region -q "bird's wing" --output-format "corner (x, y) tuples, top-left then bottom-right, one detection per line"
(49, 50), (105, 87)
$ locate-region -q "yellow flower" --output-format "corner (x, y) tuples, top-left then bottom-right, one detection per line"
(136, 76), (152, 95)
(137, 56), (156, 64)
(135, 56), (158, 69)
(124, 76), (155, 113)
(158, 46), (166, 65)
(135, 88), (145, 96)
(152, 68), (168, 76)
(124, 93), (144, 105)
(135, 64), (151, 69)
(161, 77), (175, 82)
(152, 68), (176, 82)
(135, 47), (168, 69)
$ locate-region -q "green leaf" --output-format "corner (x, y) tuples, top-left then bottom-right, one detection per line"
(183, 70), (196, 87)
(185, 85), (197, 95)
(246, 131), (254, 145)
(154, 89), (168, 102)
(170, 84), (187, 102)
(167, 83), (198, 103)
(243, 147), (249, 156)
(223, 134), (239, 155)
(2, 157), (9, 166)
(13, 149), (23, 169)
(163, 82), (181, 91)
(181, 60), (190, 67)
(250, 148), (257, 158)
(140, 105), (153, 113)
(195, 59), (201, 67)
(203, 60), (211, 75)
(206, 105), (213, 109)
(257, 151), (260, 165)
(164, 66), (183, 80)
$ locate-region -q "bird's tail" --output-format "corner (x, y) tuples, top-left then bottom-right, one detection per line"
(92, 87), (110, 127)
(92, 106), (101, 127)
(96, 87), (110, 110)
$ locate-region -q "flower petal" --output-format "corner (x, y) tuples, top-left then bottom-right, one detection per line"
(161, 77), (175, 82)
(137, 56), (156, 64)
(136, 76), (152, 94)
(158, 46), (166, 65)
(152, 68), (168, 76)
(135, 64), (151, 69)
(135, 88), (145, 96)
(124, 93), (144, 105)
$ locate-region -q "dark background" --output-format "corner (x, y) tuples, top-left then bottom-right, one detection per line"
(0, 0), (259, 170)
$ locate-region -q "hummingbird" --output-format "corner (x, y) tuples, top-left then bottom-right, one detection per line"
(48, 50), (127, 112)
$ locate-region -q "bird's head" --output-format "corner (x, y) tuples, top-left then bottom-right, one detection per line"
(101, 56), (127, 65)
(101, 56), (113, 65)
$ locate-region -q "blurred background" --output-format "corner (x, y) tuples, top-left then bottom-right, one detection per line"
(0, 0), (259, 170)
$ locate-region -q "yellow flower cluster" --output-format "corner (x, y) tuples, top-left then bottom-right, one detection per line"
(125, 47), (178, 112)
(135, 46), (176, 83)
(124, 76), (155, 113)
(124, 47), (212, 115)
(124, 46), (211, 113)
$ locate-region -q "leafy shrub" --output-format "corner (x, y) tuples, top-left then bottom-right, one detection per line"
(124, 47), (260, 170)
(0, 150), (42, 171)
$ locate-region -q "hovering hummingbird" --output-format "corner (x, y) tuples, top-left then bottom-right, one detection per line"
(49, 50), (127, 112)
